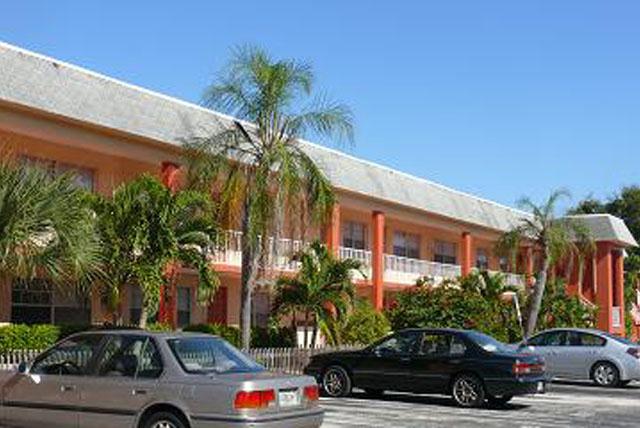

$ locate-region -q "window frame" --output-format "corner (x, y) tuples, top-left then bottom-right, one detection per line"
(93, 334), (165, 379)
(392, 231), (421, 259)
(476, 248), (489, 270)
(30, 333), (107, 377)
(341, 221), (368, 250)
(433, 240), (457, 265)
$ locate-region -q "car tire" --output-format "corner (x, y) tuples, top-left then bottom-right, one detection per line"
(322, 365), (352, 397)
(364, 388), (385, 398)
(592, 362), (620, 387)
(619, 380), (631, 387)
(451, 374), (485, 408)
(143, 411), (187, 428)
(487, 394), (513, 406)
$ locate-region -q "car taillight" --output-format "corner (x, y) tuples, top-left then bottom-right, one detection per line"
(627, 348), (640, 359)
(304, 385), (319, 401)
(234, 389), (276, 409)
(513, 360), (544, 375)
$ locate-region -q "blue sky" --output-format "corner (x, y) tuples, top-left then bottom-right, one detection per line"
(2, 1), (639, 213)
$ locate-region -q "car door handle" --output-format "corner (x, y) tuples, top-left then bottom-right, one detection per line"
(400, 357), (412, 363)
(60, 385), (76, 392)
(132, 389), (147, 396)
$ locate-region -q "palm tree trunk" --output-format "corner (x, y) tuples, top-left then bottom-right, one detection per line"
(304, 311), (310, 349)
(240, 204), (260, 350)
(311, 314), (318, 349)
(525, 250), (550, 338)
(291, 311), (298, 347)
(577, 258), (585, 299)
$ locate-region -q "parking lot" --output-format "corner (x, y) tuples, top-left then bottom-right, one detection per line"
(321, 382), (640, 427)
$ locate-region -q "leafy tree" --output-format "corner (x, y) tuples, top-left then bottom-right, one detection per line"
(336, 299), (391, 346)
(92, 174), (218, 328)
(537, 278), (597, 330)
(0, 159), (101, 284)
(495, 190), (593, 338)
(272, 241), (360, 348)
(185, 46), (354, 348)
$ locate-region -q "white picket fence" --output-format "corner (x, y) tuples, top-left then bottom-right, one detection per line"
(0, 346), (360, 374)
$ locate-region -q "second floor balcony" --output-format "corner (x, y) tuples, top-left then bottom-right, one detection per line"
(211, 230), (525, 287)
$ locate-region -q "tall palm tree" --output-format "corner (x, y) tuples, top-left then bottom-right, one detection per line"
(185, 46), (354, 348)
(273, 241), (360, 348)
(495, 190), (593, 338)
(92, 174), (219, 328)
(0, 159), (101, 284)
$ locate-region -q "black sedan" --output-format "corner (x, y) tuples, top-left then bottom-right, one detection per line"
(304, 328), (546, 407)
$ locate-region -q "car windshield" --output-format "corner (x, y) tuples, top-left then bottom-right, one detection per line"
(466, 331), (513, 354)
(167, 337), (264, 374)
(602, 332), (637, 346)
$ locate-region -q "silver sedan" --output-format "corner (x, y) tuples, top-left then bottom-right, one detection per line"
(518, 328), (640, 387)
(0, 330), (323, 428)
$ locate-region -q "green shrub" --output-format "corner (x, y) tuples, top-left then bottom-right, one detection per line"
(183, 323), (242, 347)
(146, 322), (173, 332)
(536, 279), (597, 331)
(340, 300), (391, 345)
(251, 326), (296, 348)
(0, 324), (60, 353)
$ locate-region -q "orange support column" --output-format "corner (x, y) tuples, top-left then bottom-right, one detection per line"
(325, 204), (341, 256)
(524, 247), (535, 286)
(461, 232), (472, 277)
(372, 211), (385, 311)
(159, 161), (181, 327)
(613, 249), (626, 336)
(595, 243), (614, 333)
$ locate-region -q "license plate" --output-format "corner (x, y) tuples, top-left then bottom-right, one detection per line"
(536, 381), (545, 393)
(279, 390), (301, 408)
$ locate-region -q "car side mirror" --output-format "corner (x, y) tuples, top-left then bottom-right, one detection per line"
(18, 361), (30, 374)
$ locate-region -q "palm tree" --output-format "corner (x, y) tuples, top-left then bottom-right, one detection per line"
(185, 46), (354, 348)
(92, 174), (219, 328)
(272, 241), (360, 348)
(0, 159), (101, 285)
(495, 190), (593, 338)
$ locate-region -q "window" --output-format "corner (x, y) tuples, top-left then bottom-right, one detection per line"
(499, 256), (509, 272)
(96, 335), (163, 378)
(168, 337), (264, 374)
(177, 286), (192, 328)
(21, 156), (95, 191)
(373, 331), (421, 355)
(476, 248), (489, 270)
(567, 332), (606, 347)
(418, 334), (466, 357)
(434, 241), (457, 265)
(393, 231), (420, 259)
(528, 331), (567, 347)
(251, 291), (270, 328)
(11, 278), (90, 325)
(342, 221), (367, 250)
(129, 285), (143, 326)
(31, 334), (104, 376)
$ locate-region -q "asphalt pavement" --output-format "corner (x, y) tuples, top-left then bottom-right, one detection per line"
(320, 381), (640, 427)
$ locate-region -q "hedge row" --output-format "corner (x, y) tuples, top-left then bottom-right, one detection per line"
(0, 323), (296, 352)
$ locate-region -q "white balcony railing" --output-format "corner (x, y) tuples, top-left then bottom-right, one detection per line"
(487, 270), (525, 288)
(338, 246), (372, 280)
(383, 254), (461, 285)
(612, 306), (622, 328)
(212, 230), (305, 271)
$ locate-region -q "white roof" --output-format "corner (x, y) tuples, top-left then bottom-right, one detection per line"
(0, 41), (636, 245)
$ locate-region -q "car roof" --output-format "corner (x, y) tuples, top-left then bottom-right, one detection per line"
(69, 329), (220, 340)
(532, 327), (608, 336)
(397, 327), (476, 335)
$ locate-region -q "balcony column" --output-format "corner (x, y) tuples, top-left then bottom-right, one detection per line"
(325, 203), (341, 256)
(461, 232), (472, 277)
(372, 211), (385, 311)
(613, 249), (626, 335)
(595, 242), (614, 333)
(159, 161), (181, 327)
(525, 246), (535, 286)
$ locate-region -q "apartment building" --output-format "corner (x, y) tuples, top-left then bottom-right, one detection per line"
(0, 42), (636, 335)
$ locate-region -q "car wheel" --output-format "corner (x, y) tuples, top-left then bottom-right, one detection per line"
(592, 362), (620, 387)
(451, 374), (485, 408)
(322, 365), (352, 397)
(364, 388), (385, 398)
(620, 380), (631, 387)
(487, 394), (513, 406)
(143, 411), (187, 428)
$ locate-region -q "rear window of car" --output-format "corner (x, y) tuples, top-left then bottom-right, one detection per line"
(465, 331), (513, 354)
(167, 337), (264, 374)
(602, 332), (635, 346)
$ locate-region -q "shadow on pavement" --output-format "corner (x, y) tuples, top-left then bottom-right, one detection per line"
(551, 380), (640, 390)
(346, 391), (531, 411)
